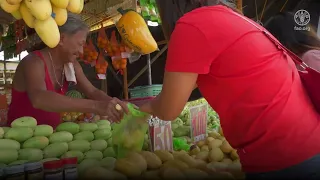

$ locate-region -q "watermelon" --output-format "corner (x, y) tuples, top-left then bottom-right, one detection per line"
(66, 90), (84, 99)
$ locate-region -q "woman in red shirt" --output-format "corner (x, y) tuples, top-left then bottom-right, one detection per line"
(139, 0), (320, 179)
(8, 13), (127, 129)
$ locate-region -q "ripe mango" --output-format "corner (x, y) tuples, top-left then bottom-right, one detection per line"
(94, 129), (112, 140)
(0, 0), (19, 13)
(84, 150), (103, 161)
(5, 127), (33, 143)
(19, 2), (35, 28)
(62, 151), (84, 163)
(0, 150), (18, 164)
(90, 140), (108, 151)
(43, 142), (68, 158)
(50, 0), (69, 9)
(79, 123), (98, 132)
(0, 139), (20, 150)
(49, 131), (73, 143)
(11, 116), (37, 128)
(74, 131), (94, 142)
(56, 122), (80, 134)
(52, 6), (67, 26)
(68, 140), (90, 152)
(34, 17), (60, 48)
(33, 125), (53, 137)
(18, 148), (43, 162)
(25, 0), (52, 20)
(22, 136), (49, 149)
(67, 0), (84, 14)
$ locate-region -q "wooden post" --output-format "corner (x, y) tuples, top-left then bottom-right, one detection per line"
(237, 0), (243, 13)
(123, 68), (129, 100)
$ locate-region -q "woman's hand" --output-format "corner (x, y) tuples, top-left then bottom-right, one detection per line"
(95, 97), (129, 123)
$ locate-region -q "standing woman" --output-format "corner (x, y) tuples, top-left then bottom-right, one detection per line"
(139, 0), (320, 179)
(8, 13), (128, 129)
(265, 12), (320, 71)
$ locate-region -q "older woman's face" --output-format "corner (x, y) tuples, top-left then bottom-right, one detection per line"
(60, 30), (88, 63)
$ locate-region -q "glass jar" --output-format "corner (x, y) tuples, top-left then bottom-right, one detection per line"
(4, 164), (25, 180)
(62, 157), (78, 180)
(25, 162), (43, 180)
(43, 160), (63, 180)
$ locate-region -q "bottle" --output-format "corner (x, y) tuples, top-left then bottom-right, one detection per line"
(43, 160), (63, 180)
(62, 158), (78, 180)
(4, 164), (25, 180)
(25, 162), (44, 180)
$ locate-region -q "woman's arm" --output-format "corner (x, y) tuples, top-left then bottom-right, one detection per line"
(73, 61), (112, 102)
(139, 72), (197, 120)
(24, 55), (99, 114)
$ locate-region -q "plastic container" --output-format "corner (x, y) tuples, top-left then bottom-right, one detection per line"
(129, 84), (162, 98)
(127, 96), (155, 106)
(62, 158), (78, 180)
(43, 160), (63, 180)
(4, 164), (25, 180)
(25, 162), (43, 180)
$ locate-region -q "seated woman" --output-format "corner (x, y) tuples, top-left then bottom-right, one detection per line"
(265, 12), (320, 71)
(140, 0), (320, 179)
(8, 13), (127, 128)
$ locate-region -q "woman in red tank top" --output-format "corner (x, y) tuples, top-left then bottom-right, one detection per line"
(7, 13), (128, 129)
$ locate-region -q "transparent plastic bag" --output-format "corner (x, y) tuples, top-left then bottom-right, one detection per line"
(112, 103), (150, 158)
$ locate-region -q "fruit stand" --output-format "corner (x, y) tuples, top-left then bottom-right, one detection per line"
(0, 0), (307, 179)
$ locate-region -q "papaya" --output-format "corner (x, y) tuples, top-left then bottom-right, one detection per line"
(74, 131), (94, 142)
(11, 9), (22, 20)
(0, 150), (18, 164)
(18, 148), (43, 162)
(52, 6), (67, 26)
(79, 123), (98, 132)
(50, 0), (69, 9)
(67, 0), (84, 14)
(25, 0), (52, 20)
(22, 136), (49, 149)
(19, 2), (35, 28)
(43, 142), (68, 158)
(0, 0), (20, 13)
(84, 150), (103, 161)
(68, 140), (90, 152)
(33, 125), (53, 137)
(5, 127), (33, 143)
(0, 139), (20, 150)
(116, 8), (158, 54)
(90, 140), (108, 151)
(6, 0), (22, 5)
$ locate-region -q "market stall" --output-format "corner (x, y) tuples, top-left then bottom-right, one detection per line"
(0, 0), (313, 179)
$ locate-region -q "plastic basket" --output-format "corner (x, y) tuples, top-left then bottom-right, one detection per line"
(127, 97), (155, 107)
(129, 85), (162, 98)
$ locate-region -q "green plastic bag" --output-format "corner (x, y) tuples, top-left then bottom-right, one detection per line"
(173, 137), (191, 152)
(112, 103), (150, 158)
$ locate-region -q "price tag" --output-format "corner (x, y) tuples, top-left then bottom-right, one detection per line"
(149, 117), (173, 151)
(97, 74), (106, 79)
(190, 103), (208, 142)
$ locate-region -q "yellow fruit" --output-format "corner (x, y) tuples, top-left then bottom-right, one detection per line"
(0, 0), (19, 13)
(50, 0), (68, 8)
(19, 2), (35, 28)
(115, 158), (142, 177)
(139, 151), (162, 169)
(116, 10), (158, 54)
(52, 6), (67, 26)
(208, 148), (224, 162)
(154, 150), (174, 163)
(195, 151), (209, 162)
(67, 0), (84, 14)
(220, 140), (233, 154)
(126, 152), (147, 172)
(25, 0), (52, 20)
(6, 0), (22, 5)
(34, 17), (60, 48)
(11, 9), (22, 19)
(162, 160), (189, 170)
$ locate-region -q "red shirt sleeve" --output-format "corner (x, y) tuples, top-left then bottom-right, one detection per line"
(165, 22), (213, 74)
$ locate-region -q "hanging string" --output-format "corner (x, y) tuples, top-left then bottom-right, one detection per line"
(280, 0), (288, 12)
(254, 0), (258, 21)
(259, 0), (268, 22)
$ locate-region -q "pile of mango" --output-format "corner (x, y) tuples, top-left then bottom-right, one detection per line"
(0, 0), (84, 48)
(79, 148), (243, 180)
(0, 117), (117, 167)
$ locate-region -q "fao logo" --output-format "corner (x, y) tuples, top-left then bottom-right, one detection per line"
(294, 10), (310, 26)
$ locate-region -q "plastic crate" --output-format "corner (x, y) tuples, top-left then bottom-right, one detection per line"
(128, 97), (155, 106)
(129, 85), (162, 98)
